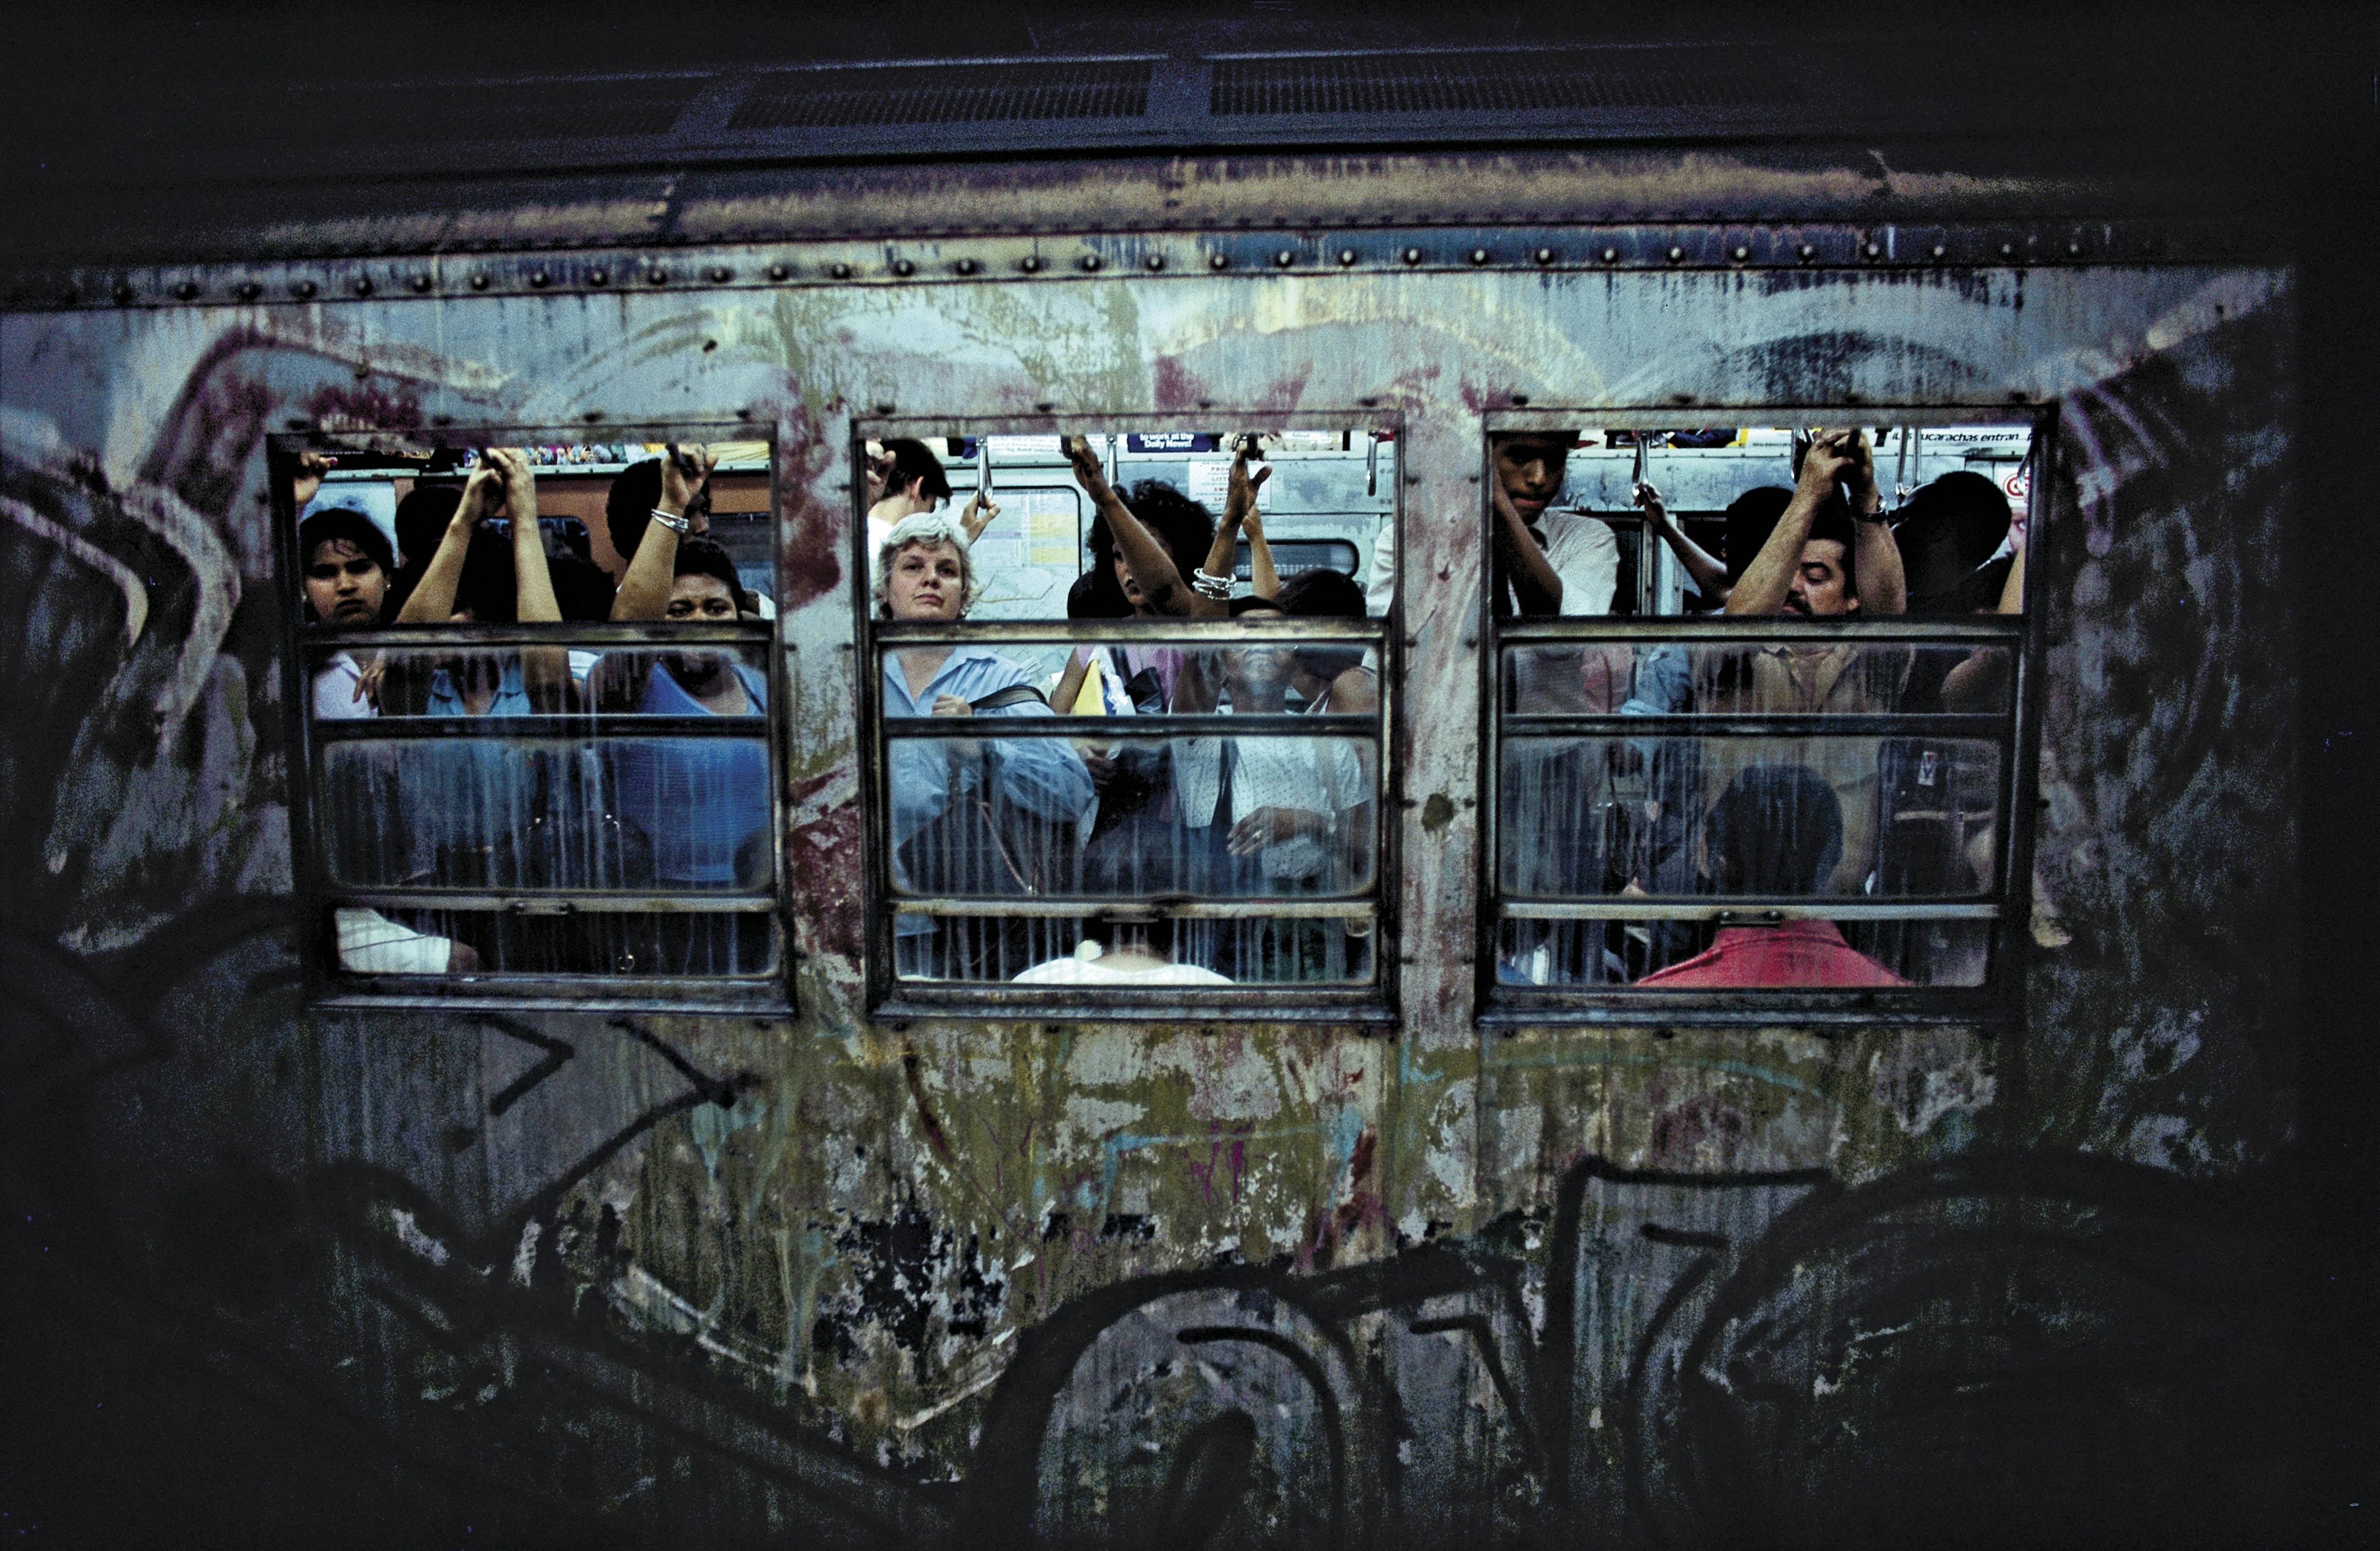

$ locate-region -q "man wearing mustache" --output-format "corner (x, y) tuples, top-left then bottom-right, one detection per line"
(1727, 426), (1906, 623)
(1702, 428), (1910, 896)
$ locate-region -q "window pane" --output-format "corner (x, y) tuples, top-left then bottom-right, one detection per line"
(885, 718), (1378, 987)
(862, 428), (1396, 622)
(887, 731), (1375, 901)
(1501, 641), (2014, 717)
(321, 734), (774, 892)
(880, 639), (1381, 717)
(329, 904), (778, 979)
(1498, 735), (2001, 902)
(894, 910), (1376, 987)
(1495, 917), (1988, 989)
(1481, 425), (2033, 618)
(309, 643), (770, 720)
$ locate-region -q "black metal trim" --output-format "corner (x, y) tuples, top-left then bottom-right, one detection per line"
(306, 621), (770, 649)
(310, 714), (767, 741)
(1499, 714), (2005, 738)
(878, 713), (1370, 739)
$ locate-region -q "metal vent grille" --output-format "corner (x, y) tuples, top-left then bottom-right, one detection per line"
(731, 60), (1152, 131)
(1211, 52), (1795, 116)
(286, 77), (704, 145)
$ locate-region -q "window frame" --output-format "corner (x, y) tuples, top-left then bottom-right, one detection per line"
(273, 425), (794, 1014)
(855, 414), (1404, 1025)
(1475, 407), (2052, 1028)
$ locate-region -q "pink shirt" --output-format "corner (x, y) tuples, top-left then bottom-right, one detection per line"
(1636, 920), (1909, 988)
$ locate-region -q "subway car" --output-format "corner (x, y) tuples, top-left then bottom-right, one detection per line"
(0, 10), (2367, 1549)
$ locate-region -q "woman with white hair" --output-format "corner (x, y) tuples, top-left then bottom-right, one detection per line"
(877, 512), (1094, 979)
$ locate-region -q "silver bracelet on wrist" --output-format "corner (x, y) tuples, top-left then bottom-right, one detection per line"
(1192, 568), (1235, 599)
(649, 507), (691, 535)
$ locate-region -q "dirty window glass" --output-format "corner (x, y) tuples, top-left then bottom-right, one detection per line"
(286, 433), (782, 993)
(1494, 424), (2033, 617)
(867, 621), (1386, 992)
(1487, 420), (2032, 1000)
(861, 425), (1394, 1003)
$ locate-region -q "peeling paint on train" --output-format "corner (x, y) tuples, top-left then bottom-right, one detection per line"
(0, 249), (2300, 1546)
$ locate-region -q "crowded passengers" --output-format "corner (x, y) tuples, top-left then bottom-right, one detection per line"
(298, 424), (2018, 988)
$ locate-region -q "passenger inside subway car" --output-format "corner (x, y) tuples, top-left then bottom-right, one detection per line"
(298, 437), (781, 981)
(876, 509), (1095, 981)
(289, 415), (2028, 995)
(1489, 421), (2030, 991)
(868, 426), (1386, 987)
(1634, 762), (1910, 988)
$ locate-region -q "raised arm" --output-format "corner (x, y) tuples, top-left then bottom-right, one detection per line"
(1839, 429), (1907, 616)
(490, 449), (571, 710)
(1727, 431), (1846, 615)
(291, 451), (331, 516)
(1064, 435), (1219, 618)
(957, 486), (1001, 545)
(1198, 436), (1278, 600)
(394, 463), (501, 624)
(610, 443), (716, 621)
(1635, 480), (1729, 604)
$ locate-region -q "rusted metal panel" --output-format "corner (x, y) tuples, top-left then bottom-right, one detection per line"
(0, 245), (2299, 1544)
(3, 144), (2255, 277)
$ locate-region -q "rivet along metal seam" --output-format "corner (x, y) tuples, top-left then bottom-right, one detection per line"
(4, 221), (2246, 308)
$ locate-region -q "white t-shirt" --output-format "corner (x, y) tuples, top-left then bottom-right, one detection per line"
(1011, 952), (1233, 986)
(1363, 508), (1618, 620)
(334, 907), (456, 974)
(311, 651), (375, 720)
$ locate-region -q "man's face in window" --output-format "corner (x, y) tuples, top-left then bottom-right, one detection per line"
(304, 538), (388, 628)
(666, 572), (742, 622)
(1786, 539), (1858, 617)
(662, 571), (744, 687)
(1491, 435), (1571, 524)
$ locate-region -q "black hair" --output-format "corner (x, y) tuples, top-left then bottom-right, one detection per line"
(1227, 594), (1285, 617)
(1720, 486), (1794, 582)
(1078, 480), (1216, 616)
(1492, 430), (1579, 454)
(1091, 480), (1216, 574)
(450, 531), (519, 624)
(548, 552), (618, 622)
(393, 484), (461, 572)
(298, 507), (394, 578)
(1896, 470), (2013, 609)
(1079, 844), (1177, 955)
(1066, 571), (1125, 620)
(604, 457), (711, 568)
(1708, 762), (1844, 895)
(672, 534), (750, 613)
(1275, 566), (1365, 619)
(1805, 495), (1859, 598)
(878, 438), (952, 505)
(1275, 566), (1368, 682)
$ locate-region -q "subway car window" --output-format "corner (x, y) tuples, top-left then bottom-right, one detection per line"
(287, 434), (782, 991)
(1486, 421), (2033, 995)
(863, 427), (1391, 995)
(861, 429), (1399, 620)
